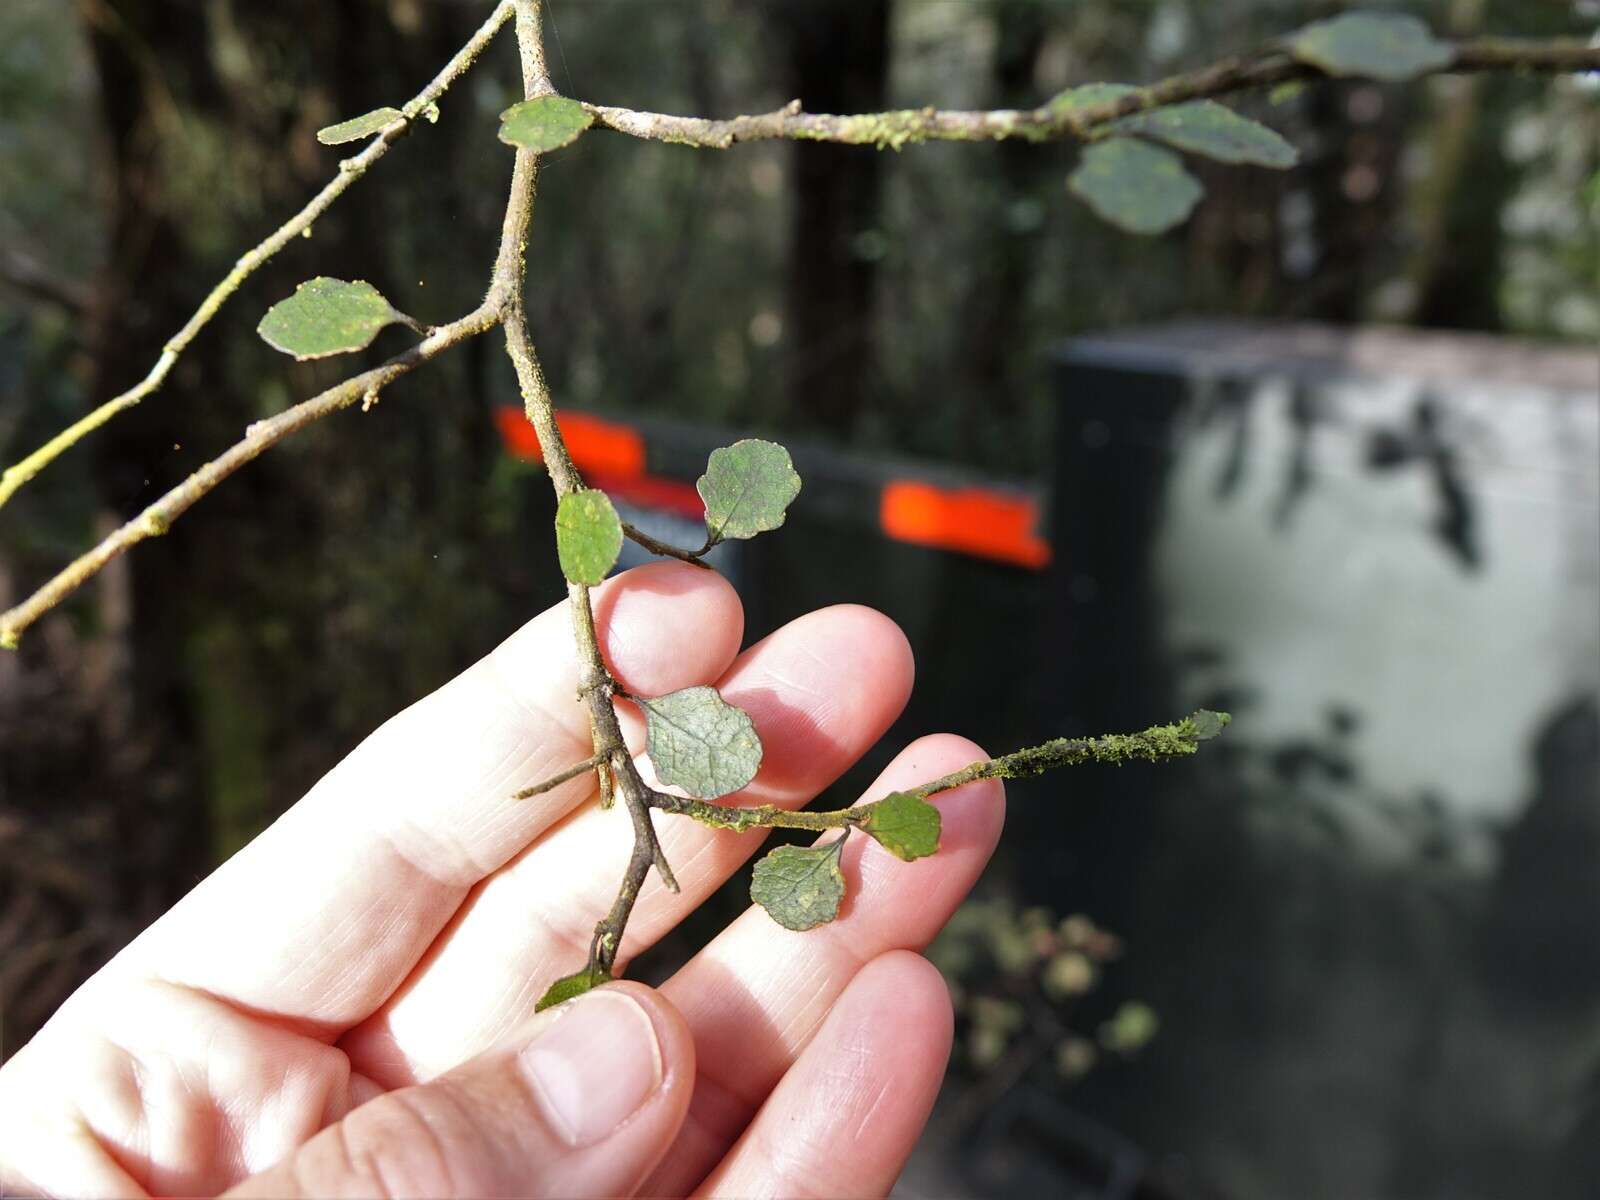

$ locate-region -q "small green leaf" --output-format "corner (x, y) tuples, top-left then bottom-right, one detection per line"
(751, 841), (846, 931)
(697, 439), (802, 545)
(499, 95), (593, 152)
(638, 685), (762, 800)
(1186, 709), (1232, 741)
(257, 277), (405, 360)
(316, 107), (404, 145)
(1068, 138), (1204, 236)
(554, 490), (624, 586)
(1048, 82), (1140, 118)
(535, 966), (610, 1012)
(1114, 101), (1297, 169)
(1289, 12), (1453, 83)
(860, 791), (941, 862)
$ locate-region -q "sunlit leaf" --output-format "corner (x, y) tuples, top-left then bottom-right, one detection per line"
(554, 490), (624, 585)
(1113, 101), (1297, 168)
(257, 277), (405, 360)
(860, 791), (941, 861)
(638, 685), (762, 800)
(499, 95), (593, 152)
(697, 439), (802, 545)
(1289, 12), (1453, 82)
(1068, 138), (1203, 235)
(750, 841), (846, 931)
(534, 966), (610, 1012)
(316, 107), (404, 145)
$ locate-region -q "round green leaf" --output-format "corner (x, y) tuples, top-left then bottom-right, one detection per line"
(555, 490), (624, 586)
(316, 107), (403, 146)
(1067, 138), (1204, 236)
(1290, 13), (1453, 83)
(257, 277), (404, 361)
(1186, 709), (1232, 742)
(1113, 101), (1297, 169)
(638, 685), (762, 800)
(1048, 82), (1139, 118)
(697, 439), (802, 544)
(535, 966), (610, 1012)
(750, 841), (846, 932)
(498, 95), (593, 153)
(860, 791), (942, 862)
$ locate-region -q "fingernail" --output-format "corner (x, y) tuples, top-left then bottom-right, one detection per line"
(521, 990), (664, 1147)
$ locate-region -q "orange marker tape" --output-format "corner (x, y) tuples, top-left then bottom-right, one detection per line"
(493, 407), (646, 479)
(879, 480), (1051, 569)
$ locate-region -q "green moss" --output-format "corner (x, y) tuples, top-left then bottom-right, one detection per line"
(994, 710), (1230, 777)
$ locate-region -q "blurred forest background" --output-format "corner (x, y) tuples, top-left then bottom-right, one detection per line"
(1, 0), (1597, 1195)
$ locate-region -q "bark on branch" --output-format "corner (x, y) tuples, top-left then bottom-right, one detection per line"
(585, 37), (1599, 150)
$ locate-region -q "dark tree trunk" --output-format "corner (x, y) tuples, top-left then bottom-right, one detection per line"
(83, 0), (219, 931)
(956, 1), (1050, 455)
(768, 0), (891, 437)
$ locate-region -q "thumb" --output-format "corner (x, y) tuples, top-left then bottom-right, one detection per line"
(226, 983), (693, 1199)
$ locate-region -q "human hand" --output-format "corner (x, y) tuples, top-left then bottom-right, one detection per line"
(0, 562), (1005, 1198)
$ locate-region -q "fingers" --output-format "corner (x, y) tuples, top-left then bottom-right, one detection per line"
(224, 983), (694, 1200)
(693, 951), (953, 1200)
(340, 605), (915, 1088)
(645, 734), (1004, 1196)
(113, 563), (743, 1034)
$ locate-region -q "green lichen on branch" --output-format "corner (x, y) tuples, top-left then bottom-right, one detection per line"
(730, 711), (1230, 930)
(652, 710), (1231, 842)
(907, 710), (1232, 801)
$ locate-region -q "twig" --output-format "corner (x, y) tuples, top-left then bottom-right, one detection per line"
(619, 520), (713, 568)
(500, 0), (679, 978)
(584, 37), (1599, 150)
(651, 792), (865, 834)
(0, 0), (516, 514)
(898, 711), (1229, 800)
(512, 751), (606, 800)
(651, 711), (1227, 833)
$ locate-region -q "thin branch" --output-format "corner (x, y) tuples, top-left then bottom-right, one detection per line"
(619, 520), (713, 568)
(898, 710), (1230, 801)
(500, 0), (680, 979)
(651, 791), (864, 834)
(0, 307), (497, 649)
(0, 0), (516, 514)
(654, 711), (1230, 834)
(512, 751), (606, 800)
(585, 36), (1600, 150)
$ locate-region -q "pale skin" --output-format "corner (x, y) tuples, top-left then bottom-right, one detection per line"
(0, 561), (1007, 1198)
